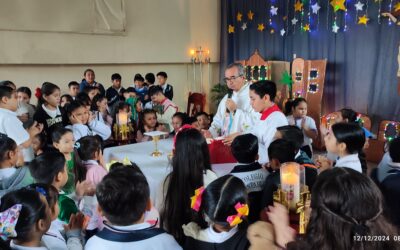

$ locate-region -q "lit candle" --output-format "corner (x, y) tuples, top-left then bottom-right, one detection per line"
(280, 162), (300, 210)
(118, 112), (128, 125)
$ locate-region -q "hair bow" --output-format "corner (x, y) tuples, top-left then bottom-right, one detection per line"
(226, 202), (249, 226)
(190, 187), (205, 212)
(34, 88), (42, 99)
(105, 157), (131, 170)
(173, 124), (194, 149)
(0, 204), (22, 240)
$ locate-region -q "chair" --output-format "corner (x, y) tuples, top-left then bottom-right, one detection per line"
(187, 92), (206, 117)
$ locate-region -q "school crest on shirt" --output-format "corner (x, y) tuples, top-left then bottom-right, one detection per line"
(46, 117), (63, 127)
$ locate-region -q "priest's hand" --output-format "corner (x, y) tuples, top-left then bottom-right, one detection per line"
(225, 99), (237, 113)
(222, 132), (240, 146)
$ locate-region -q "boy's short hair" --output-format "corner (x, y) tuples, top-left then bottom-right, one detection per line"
(195, 112), (209, 119)
(145, 73), (155, 84)
(0, 80), (16, 89)
(277, 125), (304, 151)
(68, 81), (79, 88)
(231, 134), (259, 163)
(389, 137), (400, 163)
(148, 85), (164, 97)
(125, 87), (136, 94)
(76, 92), (91, 106)
(29, 152), (66, 184)
(249, 80), (277, 102)
(111, 73), (122, 81)
(156, 71), (168, 78)
(96, 167), (150, 226)
(268, 139), (296, 164)
(134, 74), (144, 82)
(0, 86), (14, 99)
(83, 86), (98, 94)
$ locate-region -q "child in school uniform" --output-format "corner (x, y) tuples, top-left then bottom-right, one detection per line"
(0, 134), (33, 197)
(85, 165), (181, 250)
(286, 98), (318, 158)
(182, 175), (250, 250)
(65, 101), (111, 142)
(33, 82), (67, 144)
(229, 134), (268, 223)
(148, 85), (178, 133)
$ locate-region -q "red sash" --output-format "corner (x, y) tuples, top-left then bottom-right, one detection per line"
(260, 104), (281, 121)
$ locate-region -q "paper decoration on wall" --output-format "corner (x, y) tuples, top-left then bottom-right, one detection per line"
(358, 15), (370, 25)
(292, 17), (299, 25)
(303, 23), (310, 31)
(332, 23), (340, 32)
(257, 23), (265, 31)
(355, 1), (365, 11)
(241, 22), (247, 30)
(295, 1), (304, 12)
(237, 12), (243, 22)
(330, 0), (347, 12)
(312, 2), (321, 14)
(228, 25), (235, 34)
(248, 10), (254, 20)
(395, 2), (400, 12)
(270, 6), (279, 16)
(280, 28), (286, 36)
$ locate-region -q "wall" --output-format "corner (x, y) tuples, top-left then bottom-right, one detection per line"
(0, 0), (221, 112)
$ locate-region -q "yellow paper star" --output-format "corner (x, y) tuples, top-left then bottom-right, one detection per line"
(330, 0), (346, 12)
(303, 24), (310, 31)
(358, 15), (369, 25)
(257, 23), (265, 32)
(395, 2), (400, 12)
(237, 12), (242, 22)
(228, 25), (235, 34)
(294, 1), (303, 12)
(248, 10), (254, 20)
(270, 29), (275, 34)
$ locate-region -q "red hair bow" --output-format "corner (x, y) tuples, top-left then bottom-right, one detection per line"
(35, 88), (42, 99)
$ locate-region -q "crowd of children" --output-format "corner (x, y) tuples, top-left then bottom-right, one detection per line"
(0, 68), (398, 250)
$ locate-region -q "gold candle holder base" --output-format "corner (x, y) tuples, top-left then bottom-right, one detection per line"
(151, 151), (163, 157)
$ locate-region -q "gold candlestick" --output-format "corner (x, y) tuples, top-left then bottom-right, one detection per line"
(151, 135), (162, 157)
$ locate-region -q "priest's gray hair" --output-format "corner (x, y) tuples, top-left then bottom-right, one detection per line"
(226, 62), (245, 76)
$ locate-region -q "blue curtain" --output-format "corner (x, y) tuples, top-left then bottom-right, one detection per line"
(220, 0), (400, 125)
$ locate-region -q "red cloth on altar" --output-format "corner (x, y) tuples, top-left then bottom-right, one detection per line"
(208, 139), (237, 164)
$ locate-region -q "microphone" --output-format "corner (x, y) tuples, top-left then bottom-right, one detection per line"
(226, 90), (233, 113)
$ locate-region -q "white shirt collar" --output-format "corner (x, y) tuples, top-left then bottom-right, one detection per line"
(205, 225), (238, 243)
(106, 222), (152, 231)
(83, 160), (99, 166)
(0, 107), (17, 116)
(161, 83), (167, 91)
(41, 104), (61, 118)
(0, 167), (17, 180)
(10, 241), (48, 250)
(295, 150), (301, 159)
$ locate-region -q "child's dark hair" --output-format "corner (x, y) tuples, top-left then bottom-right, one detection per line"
(61, 94), (73, 104)
(84, 68), (95, 76)
(29, 152), (66, 184)
(145, 73), (155, 84)
(138, 109), (158, 133)
(285, 97), (307, 114)
(0, 134), (17, 163)
(91, 94), (106, 111)
(148, 85), (163, 97)
(111, 73), (122, 81)
(389, 137), (400, 163)
(161, 128), (211, 243)
(268, 139), (296, 164)
(172, 112), (187, 122)
(0, 86), (14, 99)
(125, 87), (136, 94)
(294, 167), (399, 250)
(0, 80), (16, 89)
(197, 175), (248, 229)
(133, 73), (144, 82)
(83, 86), (98, 95)
(249, 80), (277, 102)
(68, 81), (79, 88)
(185, 116), (198, 126)
(331, 123), (365, 154)
(156, 71), (168, 78)
(65, 101), (85, 118)
(16, 87), (32, 99)
(75, 92), (91, 107)
(0, 188), (48, 243)
(74, 136), (102, 184)
(195, 112), (209, 119)
(27, 183), (59, 211)
(277, 125), (304, 151)
(38, 82), (60, 106)
(231, 134), (259, 163)
(52, 127), (73, 144)
(97, 166), (149, 226)
(108, 162), (140, 173)
(339, 108), (358, 123)
(33, 133), (47, 154)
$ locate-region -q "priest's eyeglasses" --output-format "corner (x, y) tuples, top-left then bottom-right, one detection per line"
(223, 75), (243, 83)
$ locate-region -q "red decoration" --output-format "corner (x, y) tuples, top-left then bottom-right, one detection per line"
(35, 88), (42, 99)
(208, 139), (237, 164)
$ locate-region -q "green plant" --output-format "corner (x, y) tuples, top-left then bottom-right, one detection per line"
(210, 83), (229, 104)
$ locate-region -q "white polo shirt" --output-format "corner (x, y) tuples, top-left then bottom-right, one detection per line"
(0, 108), (29, 145)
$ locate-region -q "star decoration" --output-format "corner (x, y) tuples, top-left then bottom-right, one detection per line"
(280, 29), (286, 36)
(358, 15), (369, 25)
(241, 22), (247, 31)
(270, 29), (275, 34)
(354, 1), (364, 11)
(330, 0), (346, 12)
(332, 23), (340, 33)
(311, 3), (321, 14)
(228, 25), (235, 34)
(292, 17), (299, 25)
(395, 2), (400, 12)
(303, 24), (310, 31)
(237, 12), (243, 22)
(257, 23), (265, 31)
(247, 10), (254, 20)
(270, 6), (278, 16)
(294, 1), (303, 12)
